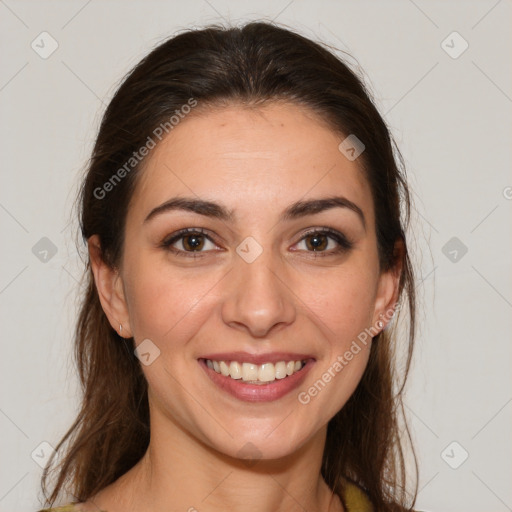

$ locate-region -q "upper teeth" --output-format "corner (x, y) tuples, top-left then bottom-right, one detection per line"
(205, 359), (305, 383)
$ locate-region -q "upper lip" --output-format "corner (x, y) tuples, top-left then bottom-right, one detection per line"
(199, 351), (316, 365)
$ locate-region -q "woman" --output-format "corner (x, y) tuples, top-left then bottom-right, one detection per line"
(39, 21), (420, 512)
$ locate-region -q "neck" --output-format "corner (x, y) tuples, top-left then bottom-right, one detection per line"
(91, 406), (343, 512)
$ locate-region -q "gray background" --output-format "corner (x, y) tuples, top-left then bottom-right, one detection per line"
(1, 1), (511, 511)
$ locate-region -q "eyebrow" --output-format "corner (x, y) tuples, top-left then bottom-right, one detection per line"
(143, 195), (366, 229)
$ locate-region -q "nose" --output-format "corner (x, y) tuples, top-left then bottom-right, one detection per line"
(221, 248), (296, 338)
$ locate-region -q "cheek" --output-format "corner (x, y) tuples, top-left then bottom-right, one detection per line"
(300, 262), (378, 345)
(123, 258), (223, 345)
(295, 267), (377, 421)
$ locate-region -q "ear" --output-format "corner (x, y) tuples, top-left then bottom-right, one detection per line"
(87, 234), (132, 338)
(371, 239), (404, 331)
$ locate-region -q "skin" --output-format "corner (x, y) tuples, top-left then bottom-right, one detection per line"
(84, 101), (401, 512)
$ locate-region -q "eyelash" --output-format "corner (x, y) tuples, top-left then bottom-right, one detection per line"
(159, 227), (353, 259)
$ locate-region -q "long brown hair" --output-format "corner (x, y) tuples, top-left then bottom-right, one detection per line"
(40, 21), (418, 511)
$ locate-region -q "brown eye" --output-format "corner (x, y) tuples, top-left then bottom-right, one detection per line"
(294, 228), (353, 256)
(304, 233), (329, 251)
(181, 233), (206, 251)
(160, 228), (217, 257)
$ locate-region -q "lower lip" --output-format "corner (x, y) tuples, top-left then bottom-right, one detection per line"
(198, 359), (315, 402)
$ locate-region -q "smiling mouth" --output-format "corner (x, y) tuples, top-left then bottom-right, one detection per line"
(199, 358), (309, 384)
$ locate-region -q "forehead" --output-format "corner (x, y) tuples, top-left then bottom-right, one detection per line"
(129, 102), (373, 225)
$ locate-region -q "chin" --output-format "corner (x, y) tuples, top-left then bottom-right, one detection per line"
(202, 419), (318, 465)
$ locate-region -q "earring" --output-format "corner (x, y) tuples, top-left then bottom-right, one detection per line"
(376, 314), (384, 330)
(119, 323), (123, 335)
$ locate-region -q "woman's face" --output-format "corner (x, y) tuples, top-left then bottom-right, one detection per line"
(93, 101), (398, 460)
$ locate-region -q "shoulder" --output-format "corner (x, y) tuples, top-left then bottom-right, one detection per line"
(341, 480), (374, 511)
(37, 503), (107, 512)
(37, 506), (76, 512)
(340, 481), (431, 512)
